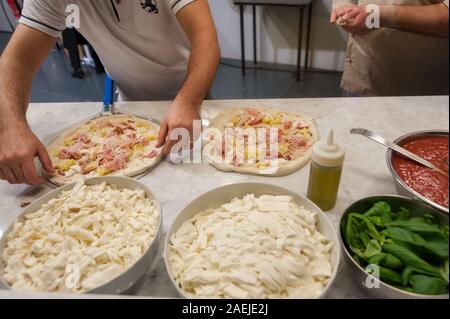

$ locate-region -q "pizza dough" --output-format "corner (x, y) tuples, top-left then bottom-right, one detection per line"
(45, 115), (163, 186)
(203, 108), (318, 177)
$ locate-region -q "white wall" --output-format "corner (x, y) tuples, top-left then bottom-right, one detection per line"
(209, 0), (348, 71)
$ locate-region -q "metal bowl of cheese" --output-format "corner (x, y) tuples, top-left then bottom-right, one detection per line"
(0, 176), (162, 295)
(164, 183), (340, 299)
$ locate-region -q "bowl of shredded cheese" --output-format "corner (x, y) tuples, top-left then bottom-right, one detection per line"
(0, 177), (162, 295)
(165, 183), (340, 299)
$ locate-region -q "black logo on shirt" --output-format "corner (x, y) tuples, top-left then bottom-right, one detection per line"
(141, 0), (158, 14)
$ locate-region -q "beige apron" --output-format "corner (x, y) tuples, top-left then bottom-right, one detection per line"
(340, 0), (449, 96)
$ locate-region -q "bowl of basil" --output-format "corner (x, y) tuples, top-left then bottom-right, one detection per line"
(340, 195), (449, 299)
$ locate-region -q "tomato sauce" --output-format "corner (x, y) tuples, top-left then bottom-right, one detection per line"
(392, 135), (449, 209)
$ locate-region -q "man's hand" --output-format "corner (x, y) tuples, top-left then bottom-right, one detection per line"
(154, 0), (219, 157)
(0, 25), (56, 185)
(156, 101), (201, 155)
(331, 4), (374, 36)
(0, 124), (54, 185)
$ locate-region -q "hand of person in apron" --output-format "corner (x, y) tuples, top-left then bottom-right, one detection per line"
(331, 4), (376, 36)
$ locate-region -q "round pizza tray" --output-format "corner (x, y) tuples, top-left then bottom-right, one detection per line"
(39, 113), (165, 189)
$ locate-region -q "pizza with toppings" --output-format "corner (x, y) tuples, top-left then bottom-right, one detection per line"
(45, 115), (163, 185)
(203, 108), (318, 176)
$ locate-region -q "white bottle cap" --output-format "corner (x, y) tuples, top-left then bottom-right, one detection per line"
(311, 130), (345, 167)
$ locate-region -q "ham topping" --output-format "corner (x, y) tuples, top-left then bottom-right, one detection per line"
(236, 108), (263, 126)
(55, 118), (158, 177)
(58, 134), (94, 160)
(97, 147), (129, 172)
(144, 150), (158, 159)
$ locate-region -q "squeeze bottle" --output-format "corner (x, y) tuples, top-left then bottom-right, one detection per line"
(307, 130), (345, 211)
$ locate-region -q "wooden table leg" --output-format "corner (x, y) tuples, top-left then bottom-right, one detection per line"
(240, 4), (246, 75)
(297, 6), (304, 82)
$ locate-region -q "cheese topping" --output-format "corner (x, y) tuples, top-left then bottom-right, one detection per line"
(2, 182), (159, 293)
(207, 109), (315, 167)
(169, 194), (333, 299)
(52, 117), (160, 180)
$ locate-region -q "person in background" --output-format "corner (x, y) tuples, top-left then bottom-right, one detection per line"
(0, 0), (220, 185)
(6, 0), (22, 19)
(62, 28), (105, 78)
(331, 0), (449, 96)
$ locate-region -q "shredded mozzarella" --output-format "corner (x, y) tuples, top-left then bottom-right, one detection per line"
(2, 182), (159, 293)
(169, 194), (333, 299)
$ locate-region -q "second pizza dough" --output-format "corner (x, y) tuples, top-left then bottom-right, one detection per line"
(203, 107), (318, 176)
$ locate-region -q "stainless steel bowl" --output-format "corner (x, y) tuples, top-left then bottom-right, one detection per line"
(339, 195), (449, 299)
(164, 183), (341, 299)
(0, 176), (162, 295)
(386, 130), (449, 214)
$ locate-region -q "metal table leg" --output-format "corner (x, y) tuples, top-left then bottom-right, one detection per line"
(304, 3), (313, 70)
(253, 4), (257, 65)
(235, 2), (312, 79)
(240, 4), (246, 75)
(297, 6), (304, 82)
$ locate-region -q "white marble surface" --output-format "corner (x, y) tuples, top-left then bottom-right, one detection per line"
(0, 96), (448, 299)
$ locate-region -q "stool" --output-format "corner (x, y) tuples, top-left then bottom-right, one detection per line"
(233, 0), (314, 81)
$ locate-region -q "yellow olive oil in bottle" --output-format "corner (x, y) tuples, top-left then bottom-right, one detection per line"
(307, 130), (345, 211)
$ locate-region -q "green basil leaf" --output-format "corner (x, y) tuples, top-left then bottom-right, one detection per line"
(382, 242), (444, 280)
(364, 239), (382, 259)
(368, 253), (386, 265)
(363, 201), (391, 218)
(382, 253), (403, 270)
(388, 219), (448, 241)
(409, 275), (448, 295)
(401, 267), (415, 287)
(379, 266), (402, 286)
(386, 226), (448, 260)
(349, 213), (380, 241)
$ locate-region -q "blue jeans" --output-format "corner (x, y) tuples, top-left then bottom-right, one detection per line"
(345, 91), (360, 97)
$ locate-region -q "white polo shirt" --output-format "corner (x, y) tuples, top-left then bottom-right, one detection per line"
(19, 0), (195, 101)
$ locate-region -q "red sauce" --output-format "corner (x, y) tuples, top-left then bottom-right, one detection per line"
(392, 135), (449, 209)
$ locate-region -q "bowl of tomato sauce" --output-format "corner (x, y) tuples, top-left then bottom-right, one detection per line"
(386, 130), (449, 214)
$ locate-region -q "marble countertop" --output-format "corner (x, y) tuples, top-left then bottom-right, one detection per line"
(0, 96), (448, 299)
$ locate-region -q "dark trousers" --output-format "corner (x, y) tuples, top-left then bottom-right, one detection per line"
(62, 28), (104, 73)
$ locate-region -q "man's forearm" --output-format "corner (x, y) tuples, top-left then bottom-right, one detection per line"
(0, 25), (56, 132)
(381, 3), (449, 37)
(0, 58), (32, 131)
(174, 35), (220, 111)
